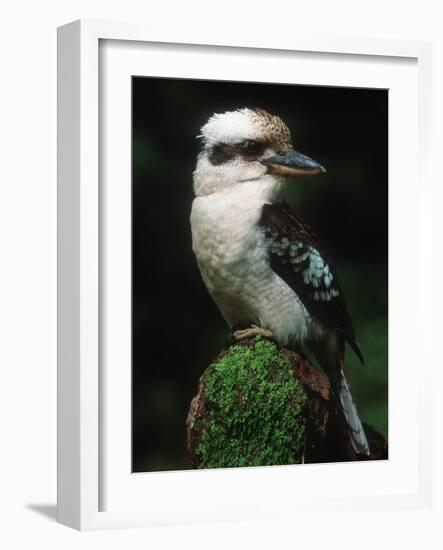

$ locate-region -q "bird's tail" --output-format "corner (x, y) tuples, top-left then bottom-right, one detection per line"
(338, 367), (370, 456)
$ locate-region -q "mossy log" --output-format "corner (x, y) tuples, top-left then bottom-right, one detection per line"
(186, 336), (387, 468)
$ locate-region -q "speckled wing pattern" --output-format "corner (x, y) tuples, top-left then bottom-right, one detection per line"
(260, 202), (363, 363)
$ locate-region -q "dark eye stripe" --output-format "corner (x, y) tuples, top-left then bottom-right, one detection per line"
(241, 140), (266, 155)
(208, 140), (266, 166)
(208, 143), (235, 165)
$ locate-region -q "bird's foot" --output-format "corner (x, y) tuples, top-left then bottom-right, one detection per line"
(232, 324), (273, 342)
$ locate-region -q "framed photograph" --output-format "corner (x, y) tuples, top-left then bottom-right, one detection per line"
(57, 19), (433, 530)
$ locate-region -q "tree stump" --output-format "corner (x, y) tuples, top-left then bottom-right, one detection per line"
(186, 336), (387, 468)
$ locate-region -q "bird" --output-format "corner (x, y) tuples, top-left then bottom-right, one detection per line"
(190, 107), (370, 456)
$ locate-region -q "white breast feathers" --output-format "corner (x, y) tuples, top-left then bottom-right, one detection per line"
(190, 181), (312, 346)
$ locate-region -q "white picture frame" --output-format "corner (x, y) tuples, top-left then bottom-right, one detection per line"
(57, 19), (433, 531)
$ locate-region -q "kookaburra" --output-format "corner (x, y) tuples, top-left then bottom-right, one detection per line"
(190, 108), (369, 456)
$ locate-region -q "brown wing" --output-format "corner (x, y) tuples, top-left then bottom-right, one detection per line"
(260, 202), (363, 363)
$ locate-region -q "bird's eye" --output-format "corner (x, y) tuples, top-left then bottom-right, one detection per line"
(240, 140), (264, 155)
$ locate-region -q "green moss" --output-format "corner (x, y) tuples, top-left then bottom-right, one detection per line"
(196, 337), (306, 468)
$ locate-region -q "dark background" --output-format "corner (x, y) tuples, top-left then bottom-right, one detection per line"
(132, 77), (388, 472)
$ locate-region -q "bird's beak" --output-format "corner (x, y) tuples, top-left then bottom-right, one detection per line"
(261, 150), (326, 177)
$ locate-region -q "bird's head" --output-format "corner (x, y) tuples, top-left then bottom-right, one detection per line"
(193, 108), (325, 197)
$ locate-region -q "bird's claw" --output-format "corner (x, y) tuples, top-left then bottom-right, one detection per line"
(232, 324), (273, 342)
